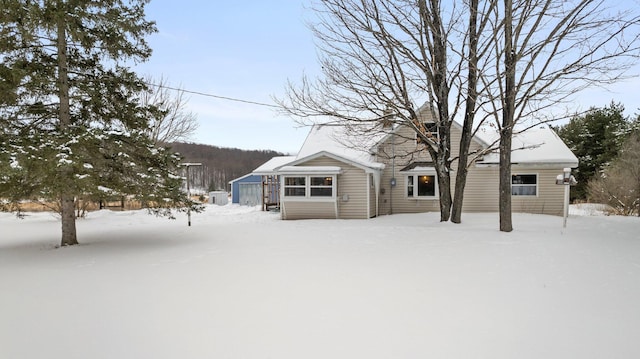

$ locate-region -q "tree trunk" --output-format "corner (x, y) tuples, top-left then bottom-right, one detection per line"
(60, 196), (78, 246)
(419, 0), (452, 222)
(452, 0), (479, 224)
(499, 0), (515, 232)
(499, 130), (513, 232)
(57, 5), (78, 246)
(452, 136), (471, 223)
(436, 164), (452, 222)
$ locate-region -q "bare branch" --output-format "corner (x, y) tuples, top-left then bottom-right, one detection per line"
(141, 75), (199, 145)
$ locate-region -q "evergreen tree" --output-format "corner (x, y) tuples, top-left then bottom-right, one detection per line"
(554, 102), (632, 201)
(0, 0), (198, 246)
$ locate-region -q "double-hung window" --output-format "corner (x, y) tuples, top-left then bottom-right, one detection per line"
(284, 177), (306, 197)
(511, 174), (537, 196)
(310, 177), (333, 197)
(283, 175), (335, 199)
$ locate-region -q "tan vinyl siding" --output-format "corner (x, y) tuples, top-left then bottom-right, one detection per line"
(281, 156), (371, 220)
(282, 201), (336, 220)
(462, 166), (566, 216)
(459, 166), (499, 212)
(376, 109), (461, 215)
(375, 104), (567, 216)
(512, 167), (566, 216)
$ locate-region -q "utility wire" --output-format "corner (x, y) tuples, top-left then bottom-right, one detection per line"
(146, 82), (280, 109)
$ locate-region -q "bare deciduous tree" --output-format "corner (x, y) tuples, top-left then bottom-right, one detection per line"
(278, 0), (639, 228)
(142, 75), (199, 145)
(588, 132), (640, 216)
(484, 0), (640, 231)
(278, 0), (495, 222)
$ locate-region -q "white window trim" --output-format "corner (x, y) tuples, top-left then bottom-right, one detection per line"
(511, 173), (538, 197)
(405, 173), (439, 200)
(282, 175), (337, 201)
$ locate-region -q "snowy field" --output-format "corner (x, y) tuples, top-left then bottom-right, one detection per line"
(1, 204), (639, 359)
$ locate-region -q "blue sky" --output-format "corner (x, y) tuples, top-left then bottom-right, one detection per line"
(137, 1), (640, 154)
(136, 1), (318, 154)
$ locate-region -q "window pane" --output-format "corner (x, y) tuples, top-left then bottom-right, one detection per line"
(512, 174), (537, 185)
(407, 176), (414, 196)
(310, 177), (332, 186)
(417, 122), (439, 144)
(417, 175), (436, 196)
(425, 122), (438, 134)
(285, 188), (306, 196)
(285, 177), (305, 186)
(511, 186), (536, 196)
(310, 187), (333, 197)
(511, 174), (537, 196)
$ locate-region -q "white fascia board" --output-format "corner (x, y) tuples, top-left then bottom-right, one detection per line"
(278, 166), (343, 175)
(280, 151), (384, 174)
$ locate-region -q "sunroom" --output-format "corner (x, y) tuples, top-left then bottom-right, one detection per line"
(278, 165), (343, 219)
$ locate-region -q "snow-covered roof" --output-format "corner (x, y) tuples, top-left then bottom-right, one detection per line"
(478, 126), (578, 166)
(228, 173), (261, 184)
(292, 124), (386, 170)
(257, 123), (577, 175)
(252, 155), (296, 175)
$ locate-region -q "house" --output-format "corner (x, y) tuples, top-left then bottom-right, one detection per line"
(252, 106), (578, 220)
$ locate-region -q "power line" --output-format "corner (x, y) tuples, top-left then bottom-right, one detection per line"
(146, 82), (280, 108)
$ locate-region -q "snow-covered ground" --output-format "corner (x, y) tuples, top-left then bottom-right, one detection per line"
(1, 204), (638, 359)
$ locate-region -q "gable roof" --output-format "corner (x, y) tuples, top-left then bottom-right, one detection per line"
(290, 124), (386, 171)
(252, 155), (296, 175)
(478, 126), (579, 166)
(228, 173), (261, 184)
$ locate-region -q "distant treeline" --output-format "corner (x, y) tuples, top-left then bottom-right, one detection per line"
(168, 142), (284, 192)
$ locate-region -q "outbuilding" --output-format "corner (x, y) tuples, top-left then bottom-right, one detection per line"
(208, 191), (229, 205)
(228, 174), (262, 206)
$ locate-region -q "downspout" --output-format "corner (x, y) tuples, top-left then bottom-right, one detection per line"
(366, 173), (371, 218)
(279, 175), (285, 219)
(335, 176), (339, 219)
(261, 175), (266, 211)
(390, 131), (395, 215)
(374, 169), (381, 217)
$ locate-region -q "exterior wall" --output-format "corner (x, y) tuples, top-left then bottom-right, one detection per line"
(462, 166), (566, 216)
(376, 109), (444, 215)
(375, 106), (567, 216)
(280, 156), (371, 220)
(282, 201), (336, 219)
